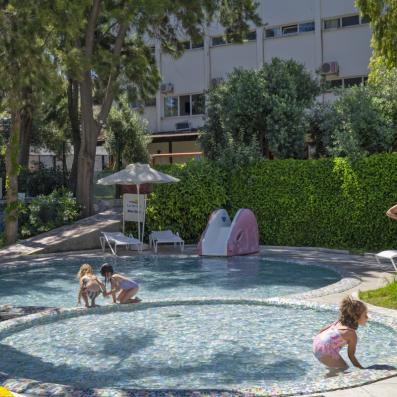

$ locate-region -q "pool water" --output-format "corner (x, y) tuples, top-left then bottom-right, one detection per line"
(0, 256), (340, 307)
(1, 303), (396, 390)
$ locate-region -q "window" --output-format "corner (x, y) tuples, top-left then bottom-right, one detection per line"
(179, 95), (191, 116)
(180, 38), (204, 50)
(265, 22), (314, 39)
(342, 15), (360, 27)
(324, 14), (365, 30)
(246, 30), (257, 41)
(164, 94), (205, 117)
(361, 15), (370, 24)
(164, 96), (178, 117)
(282, 24), (298, 35)
(299, 21), (315, 32)
(344, 77), (364, 87)
(144, 97), (156, 107)
(329, 79), (342, 89)
(265, 28), (275, 38)
(324, 18), (340, 29)
(192, 39), (204, 49)
(212, 36), (227, 46)
(192, 94), (205, 115)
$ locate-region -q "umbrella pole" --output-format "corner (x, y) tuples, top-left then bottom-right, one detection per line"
(137, 184), (141, 244)
(142, 194), (146, 249)
(122, 191), (125, 234)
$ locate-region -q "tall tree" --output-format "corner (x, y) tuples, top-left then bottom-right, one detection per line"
(200, 59), (320, 161)
(355, 1), (397, 148)
(66, 0), (261, 217)
(105, 97), (151, 169)
(356, 0), (397, 68)
(325, 85), (394, 159)
(0, 1), (62, 244)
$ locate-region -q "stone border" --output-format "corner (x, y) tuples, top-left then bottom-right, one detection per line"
(0, 298), (396, 397)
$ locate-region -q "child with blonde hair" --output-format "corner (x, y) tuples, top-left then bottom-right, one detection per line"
(77, 264), (106, 308)
(313, 296), (368, 371)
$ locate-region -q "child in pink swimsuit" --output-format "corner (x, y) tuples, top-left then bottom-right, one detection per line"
(313, 297), (368, 370)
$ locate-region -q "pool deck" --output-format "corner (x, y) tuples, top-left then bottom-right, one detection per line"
(1, 245), (396, 397)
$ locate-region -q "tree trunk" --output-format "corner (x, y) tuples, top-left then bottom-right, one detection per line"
(18, 88), (34, 170)
(75, 4), (128, 216)
(5, 106), (21, 245)
(76, 72), (100, 217)
(67, 78), (80, 195)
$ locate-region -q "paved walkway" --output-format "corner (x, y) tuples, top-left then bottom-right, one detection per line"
(0, 209), (121, 259)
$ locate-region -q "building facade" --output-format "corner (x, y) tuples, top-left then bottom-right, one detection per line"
(143, 0), (372, 164)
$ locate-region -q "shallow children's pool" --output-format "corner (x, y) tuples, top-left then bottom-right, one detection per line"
(0, 255), (340, 307)
(1, 302), (396, 394)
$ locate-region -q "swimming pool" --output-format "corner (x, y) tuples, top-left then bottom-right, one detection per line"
(0, 255), (340, 307)
(1, 300), (396, 396)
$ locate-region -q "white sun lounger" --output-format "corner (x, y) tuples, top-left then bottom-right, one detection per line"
(149, 230), (184, 253)
(100, 232), (142, 255)
(375, 250), (397, 272)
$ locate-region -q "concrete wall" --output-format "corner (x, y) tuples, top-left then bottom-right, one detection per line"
(140, 0), (372, 139)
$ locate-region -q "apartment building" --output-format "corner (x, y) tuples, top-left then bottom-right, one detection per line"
(143, 0), (372, 164)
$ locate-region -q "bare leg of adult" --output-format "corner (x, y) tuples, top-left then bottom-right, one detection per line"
(119, 287), (139, 304)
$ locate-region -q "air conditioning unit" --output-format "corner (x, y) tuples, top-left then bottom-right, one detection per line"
(175, 121), (191, 131)
(160, 83), (174, 93)
(321, 61), (339, 75)
(211, 77), (224, 87)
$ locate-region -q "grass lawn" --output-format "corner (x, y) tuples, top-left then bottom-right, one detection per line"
(360, 278), (397, 309)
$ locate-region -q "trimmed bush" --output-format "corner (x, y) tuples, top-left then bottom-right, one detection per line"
(145, 161), (228, 243)
(146, 154), (397, 251)
(229, 154), (397, 251)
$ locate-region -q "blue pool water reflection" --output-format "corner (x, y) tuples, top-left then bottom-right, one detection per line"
(0, 255), (340, 307)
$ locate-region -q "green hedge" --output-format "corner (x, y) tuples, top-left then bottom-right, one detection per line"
(229, 154), (397, 251)
(145, 161), (228, 243)
(147, 154), (397, 251)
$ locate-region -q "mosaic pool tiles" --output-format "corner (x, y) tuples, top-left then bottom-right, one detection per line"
(0, 298), (396, 396)
(0, 250), (395, 396)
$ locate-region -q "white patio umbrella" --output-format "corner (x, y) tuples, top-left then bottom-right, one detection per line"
(97, 163), (180, 242)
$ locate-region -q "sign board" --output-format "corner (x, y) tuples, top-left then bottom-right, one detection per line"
(123, 194), (146, 222)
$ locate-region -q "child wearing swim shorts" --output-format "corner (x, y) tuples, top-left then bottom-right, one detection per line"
(77, 264), (106, 308)
(100, 263), (140, 304)
(313, 296), (368, 371)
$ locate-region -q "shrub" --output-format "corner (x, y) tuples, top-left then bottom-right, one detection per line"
(145, 161), (228, 243)
(200, 59), (320, 162)
(125, 155), (397, 251)
(19, 166), (68, 197)
(229, 154), (397, 251)
(105, 97), (151, 168)
(20, 189), (80, 238)
(326, 85), (395, 159)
